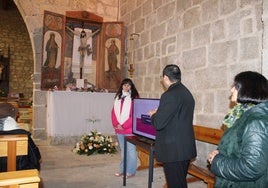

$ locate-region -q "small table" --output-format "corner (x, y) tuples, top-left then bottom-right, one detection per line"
(123, 136), (155, 188)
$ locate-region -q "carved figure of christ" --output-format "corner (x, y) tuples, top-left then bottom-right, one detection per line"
(67, 26), (99, 78)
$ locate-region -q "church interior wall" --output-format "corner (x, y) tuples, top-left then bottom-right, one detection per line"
(1, 0), (267, 143)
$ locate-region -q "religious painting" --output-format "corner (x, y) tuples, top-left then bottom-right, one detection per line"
(63, 11), (102, 90)
(98, 22), (124, 92)
(41, 11), (65, 90)
(41, 11), (123, 91)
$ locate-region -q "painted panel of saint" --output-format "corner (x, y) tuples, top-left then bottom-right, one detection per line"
(101, 22), (124, 92)
(41, 11), (64, 90)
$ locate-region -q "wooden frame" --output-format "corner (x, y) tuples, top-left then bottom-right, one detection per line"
(41, 11), (65, 90)
(98, 22), (124, 92)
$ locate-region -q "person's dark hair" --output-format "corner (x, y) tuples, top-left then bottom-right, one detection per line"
(115, 78), (139, 100)
(0, 102), (18, 119)
(234, 71), (268, 104)
(163, 64), (181, 82)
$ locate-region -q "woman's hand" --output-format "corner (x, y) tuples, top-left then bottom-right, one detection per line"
(208, 150), (219, 164)
(116, 124), (123, 130)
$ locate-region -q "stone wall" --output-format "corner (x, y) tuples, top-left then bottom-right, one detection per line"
(7, 0), (268, 141)
(119, 0), (267, 128)
(263, 0), (268, 77)
(0, 1), (33, 99)
(118, 0), (268, 167)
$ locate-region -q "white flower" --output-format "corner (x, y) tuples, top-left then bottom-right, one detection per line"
(74, 129), (117, 155)
(72, 148), (79, 153)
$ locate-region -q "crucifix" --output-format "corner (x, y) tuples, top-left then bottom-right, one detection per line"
(66, 26), (100, 78)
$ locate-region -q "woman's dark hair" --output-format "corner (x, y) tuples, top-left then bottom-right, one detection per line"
(163, 64), (181, 82)
(234, 71), (268, 104)
(115, 78), (139, 100)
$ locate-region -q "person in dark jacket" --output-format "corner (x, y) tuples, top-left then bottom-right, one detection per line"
(208, 71), (268, 188)
(0, 102), (41, 172)
(149, 64), (196, 188)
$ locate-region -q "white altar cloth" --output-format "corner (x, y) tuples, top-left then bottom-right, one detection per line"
(47, 91), (116, 138)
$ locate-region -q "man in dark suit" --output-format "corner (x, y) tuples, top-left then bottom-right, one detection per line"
(149, 64), (196, 188)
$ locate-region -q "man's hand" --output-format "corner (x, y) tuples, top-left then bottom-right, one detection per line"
(148, 109), (157, 117)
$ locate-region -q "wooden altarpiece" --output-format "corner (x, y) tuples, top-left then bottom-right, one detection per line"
(41, 11), (124, 92)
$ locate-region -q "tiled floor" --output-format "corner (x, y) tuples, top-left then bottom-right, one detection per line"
(36, 140), (206, 188)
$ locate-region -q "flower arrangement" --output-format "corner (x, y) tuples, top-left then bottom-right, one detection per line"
(73, 130), (117, 156)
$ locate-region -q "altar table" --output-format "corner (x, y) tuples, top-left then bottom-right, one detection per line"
(47, 91), (116, 140)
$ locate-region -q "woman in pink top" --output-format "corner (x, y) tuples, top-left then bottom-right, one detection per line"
(111, 78), (139, 178)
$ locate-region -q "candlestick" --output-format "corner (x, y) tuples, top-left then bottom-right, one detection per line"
(128, 63), (135, 77)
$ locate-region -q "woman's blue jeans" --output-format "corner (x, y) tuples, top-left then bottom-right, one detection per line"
(117, 134), (137, 175)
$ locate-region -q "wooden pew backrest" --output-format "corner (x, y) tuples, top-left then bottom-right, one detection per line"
(0, 134), (28, 171)
(0, 169), (40, 188)
(193, 125), (224, 145)
(187, 125), (224, 188)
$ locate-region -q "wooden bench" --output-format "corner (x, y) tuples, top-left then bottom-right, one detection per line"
(0, 134), (28, 171)
(0, 134), (40, 188)
(187, 125), (224, 188)
(136, 124), (224, 188)
(0, 169), (40, 188)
